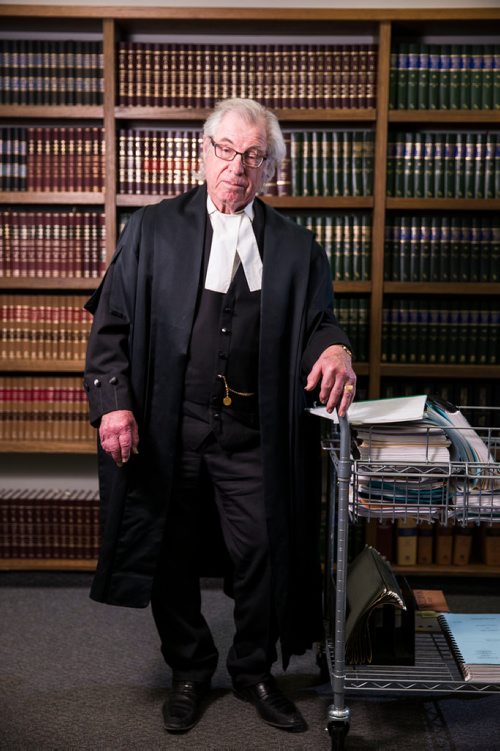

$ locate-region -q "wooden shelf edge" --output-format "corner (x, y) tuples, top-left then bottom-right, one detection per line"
(0, 360), (85, 372)
(389, 109), (500, 123)
(0, 278), (100, 290)
(115, 106), (377, 121)
(384, 282), (500, 295)
(393, 563), (500, 578)
(0, 442), (95, 454)
(381, 364), (500, 378)
(0, 105), (103, 119)
(0, 558), (96, 571)
(116, 194), (374, 209)
(386, 198), (500, 211)
(0, 192), (105, 205)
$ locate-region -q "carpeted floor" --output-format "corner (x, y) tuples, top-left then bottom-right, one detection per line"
(1, 573), (499, 750)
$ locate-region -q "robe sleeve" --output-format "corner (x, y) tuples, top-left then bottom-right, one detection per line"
(83, 211), (143, 426)
(300, 237), (353, 376)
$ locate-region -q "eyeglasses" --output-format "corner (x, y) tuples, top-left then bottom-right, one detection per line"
(209, 138), (267, 169)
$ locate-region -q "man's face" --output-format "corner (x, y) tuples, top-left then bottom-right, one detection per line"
(203, 111), (268, 214)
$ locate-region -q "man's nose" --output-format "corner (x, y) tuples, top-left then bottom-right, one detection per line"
(228, 154), (245, 174)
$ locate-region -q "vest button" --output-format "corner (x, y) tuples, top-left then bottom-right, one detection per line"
(213, 412), (220, 420)
(221, 327), (231, 335)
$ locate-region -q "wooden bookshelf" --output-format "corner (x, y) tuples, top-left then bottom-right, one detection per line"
(0, 5), (499, 570)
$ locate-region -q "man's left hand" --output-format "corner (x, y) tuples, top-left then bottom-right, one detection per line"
(305, 344), (357, 417)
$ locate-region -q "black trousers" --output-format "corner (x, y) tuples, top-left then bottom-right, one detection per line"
(150, 414), (277, 689)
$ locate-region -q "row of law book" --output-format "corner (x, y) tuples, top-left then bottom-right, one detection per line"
(384, 215), (500, 283)
(117, 128), (375, 198)
(386, 131), (499, 199)
(0, 40), (103, 106)
(365, 518), (500, 567)
(380, 381), (500, 430)
(294, 212), (371, 281)
(0, 127), (105, 192)
(0, 376), (93, 443)
(381, 298), (499, 365)
(333, 297), (369, 363)
(0, 210), (106, 279)
(117, 41), (377, 110)
(389, 43), (500, 111)
(0, 294), (91, 362)
(0, 488), (99, 560)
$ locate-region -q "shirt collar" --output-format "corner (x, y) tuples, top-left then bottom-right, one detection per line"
(207, 195), (255, 222)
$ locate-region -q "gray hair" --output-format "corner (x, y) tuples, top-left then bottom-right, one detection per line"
(198, 98), (286, 188)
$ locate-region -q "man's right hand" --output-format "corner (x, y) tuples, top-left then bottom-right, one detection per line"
(99, 409), (139, 468)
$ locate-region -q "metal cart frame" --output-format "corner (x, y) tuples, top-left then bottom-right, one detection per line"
(322, 412), (500, 750)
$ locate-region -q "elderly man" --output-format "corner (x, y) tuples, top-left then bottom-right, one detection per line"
(84, 98), (356, 734)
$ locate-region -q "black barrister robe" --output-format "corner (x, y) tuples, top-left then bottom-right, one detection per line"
(83, 185), (351, 667)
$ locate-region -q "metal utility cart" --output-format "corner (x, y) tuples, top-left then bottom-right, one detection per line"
(321, 409), (500, 750)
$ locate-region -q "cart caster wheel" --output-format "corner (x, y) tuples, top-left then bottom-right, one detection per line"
(327, 720), (350, 751)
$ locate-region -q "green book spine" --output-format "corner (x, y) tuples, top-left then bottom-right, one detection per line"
(363, 130), (374, 196)
(422, 132), (434, 197)
(399, 215), (411, 281)
(449, 217), (461, 282)
(428, 46), (440, 109)
(409, 216), (420, 281)
(446, 309), (458, 364)
(454, 132), (466, 198)
(343, 214), (352, 280)
(412, 131), (424, 198)
(438, 307), (450, 364)
(419, 218), (431, 282)
(388, 302), (399, 362)
(439, 216), (451, 281)
(322, 130), (333, 196)
(417, 44), (429, 109)
(388, 50), (398, 108)
(484, 131), (495, 199)
(469, 218), (480, 283)
(481, 45), (493, 109)
(351, 215), (362, 281)
(360, 214), (371, 281)
(458, 218), (471, 282)
(449, 44), (461, 109)
(396, 43), (409, 109)
(491, 222), (500, 282)
(383, 221), (393, 281)
(385, 136), (396, 197)
(427, 304), (440, 363)
(429, 215), (440, 282)
(311, 129), (322, 197)
(444, 132), (457, 198)
(457, 308), (469, 364)
(380, 306), (389, 362)
(290, 131), (303, 196)
(464, 132), (476, 198)
(358, 297), (369, 361)
(438, 45), (451, 109)
(470, 46), (483, 109)
(477, 307), (489, 364)
(459, 45), (471, 109)
(488, 308), (498, 364)
(302, 130), (312, 196)
(393, 132), (406, 197)
(352, 132), (364, 197)
(397, 300), (410, 363)
(467, 307), (480, 364)
(342, 131), (352, 196)
(474, 132), (486, 199)
(406, 43), (419, 109)
(494, 46), (500, 109)
(332, 217), (343, 281)
(331, 131), (343, 197)
(407, 301), (419, 363)
(417, 305), (429, 363)
(433, 135), (445, 198)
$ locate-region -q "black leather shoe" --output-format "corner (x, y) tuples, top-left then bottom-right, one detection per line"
(162, 679), (210, 733)
(234, 678), (308, 732)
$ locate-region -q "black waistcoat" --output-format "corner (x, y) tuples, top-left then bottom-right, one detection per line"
(182, 205), (264, 450)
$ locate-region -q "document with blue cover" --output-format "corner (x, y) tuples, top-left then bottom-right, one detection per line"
(438, 613), (500, 682)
